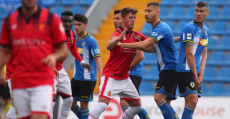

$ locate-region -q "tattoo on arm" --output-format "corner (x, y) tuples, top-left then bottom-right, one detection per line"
(185, 42), (194, 47)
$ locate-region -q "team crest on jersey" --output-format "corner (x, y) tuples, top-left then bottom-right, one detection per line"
(71, 39), (74, 44)
(82, 42), (86, 46)
(38, 22), (45, 30)
(190, 82), (195, 88)
(108, 91), (111, 96)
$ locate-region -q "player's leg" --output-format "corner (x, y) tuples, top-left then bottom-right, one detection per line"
(177, 72), (198, 119)
(13, 88), (31, 119)
(119, 78), (144, 119)
(78, 81), (96, 119)
(56, 69), (73, 119)
(129, 75), (149, 119)
(0, 83), (11, 112)
(30, 85), (53, 119)
(89, 76), (118, 119)
(50, 78), (58, 119)
(154, 70), (177, 119)
(166, 97), (179, 119)
(71, 79), (82, 118)
(6, 79), (16, 119)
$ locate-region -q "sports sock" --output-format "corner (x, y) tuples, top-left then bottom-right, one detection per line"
(88, 102), (107, 119)
(6, 106), (16, 119)
(81, 107), (89, 119)
(157, 101), (174, 119)
(59, 97), (73, 119)
(170, 106), (179, 119)
(137, 109), (150, 119)
(74, 105), (82, 119)
(182, 105), (195, 119)
(122, 106), (143, 119)
(122, 105), (130, 112)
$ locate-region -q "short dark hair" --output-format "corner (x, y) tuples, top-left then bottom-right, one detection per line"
(114, 9), (121, 15)
(196, 1), (209, 10)
(74, 14), (88, 24)
(61, 11), (73, 17)
(147, 2), (160, 7)
(121, 7), (138, 17)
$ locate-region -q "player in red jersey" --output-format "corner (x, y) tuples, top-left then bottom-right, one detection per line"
(0, 0), (68, 119)
(50, 11), (91, 119)
(89, 7), (148, 119)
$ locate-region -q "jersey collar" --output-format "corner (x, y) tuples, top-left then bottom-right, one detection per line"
(18, 6), (41, 23)
(153, 21), (161, 29)
(118, 26), (133, 34)
(193, 20), (203, 30)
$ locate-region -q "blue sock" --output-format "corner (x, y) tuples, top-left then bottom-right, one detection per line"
(170, 106), (179, 119)
(122, 105), (129, 112)
(158, 101), (174, 119)
(182, 105), (195, 119)
(81, 107), (89, 119)
(74, 105), (81, 119)
(137, 109), (150, 119)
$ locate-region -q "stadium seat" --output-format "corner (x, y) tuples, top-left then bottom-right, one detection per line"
(141, 23), (152, 35)
(201, 83), (208, 96)
(142, 67), (148, 75)
(166, 21), (176, 30)
(219, 7), (230, 20)
(167, 7), (185, 20)
(50, 6), (65, 18)
(225, 85), (230, 96)
(210, 0), (227, 6)
(216, 67), (230, 82)
(69, 6), (85, 15)
(143, 52), (157, 65)
(41, 0), (56, 7)
(177, 0), (196, 6)
(203, 67), (217, 82)
(210, 21), (227, 35)
(142, 66), (159, 81)
(79, 0), (94, 6)
(174, 21), (188, 34)
(160, 0), (176, 6)
(208, 83), (225, 96)
(217, 37), (230, 51)
(206, 7), (219, 20)
(139, 82), (155, 95)
(175, 42), (181, 50)
(206, 51), (226, 66)
(226, 55), (230, 66)
(207, 37), (218, 50)
(0, 7), (8, 19)
(0, 20), (2, 31)
(61, 0), (77, 6)
(159, 7), (168, 20)
(227, 26), (230, 35)
(184, 7), (195, 20)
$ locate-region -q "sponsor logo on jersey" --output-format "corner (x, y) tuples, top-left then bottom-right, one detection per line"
(198, 39), (207, 46)
(151, 32), (158, 36)
(38, 22), (45, 30)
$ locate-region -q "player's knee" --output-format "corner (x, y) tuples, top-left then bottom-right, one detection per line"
(31, 113), (48, 119)
(120, 99), (129, 107)
(186, 94), (198, 107)
(154, 94), (165, 104)
(63, 97), (73, 106)
(80, 101), (89, 108)
(129, 106), (143, 114)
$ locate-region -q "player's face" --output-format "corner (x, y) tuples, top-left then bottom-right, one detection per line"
(21, 0), (37, 9)
(61, 15), (73, 32)
(194, 6), (209, 23)
(122, 12), (136, 29)
(114, 13), (122, 29)
(74, 21), (87, 35)
(145, 5), (157, 23)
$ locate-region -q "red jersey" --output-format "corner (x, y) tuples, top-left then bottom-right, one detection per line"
(0, 7), (67, 89)
(6, 59), (13, 79)
(55, 30), (82, 71)
(102, 27), (147, 80)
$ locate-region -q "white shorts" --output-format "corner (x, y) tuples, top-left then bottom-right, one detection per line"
(54, 68), (72, 97)
(7, 79), (12, 98)
(99, 76), (140, 101)
(13, 85), (53, 118)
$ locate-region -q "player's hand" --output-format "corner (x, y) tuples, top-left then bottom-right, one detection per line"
(135, 35), (142, 42)
(198, 74), (203, 84)
(195, 75), (201, 90)
(82, 63), (91, 72)
(117, 27), (127, 41)
(54, 68), (59, 79)
(41, 54), (57, 68)
(0, 71), (7, 87)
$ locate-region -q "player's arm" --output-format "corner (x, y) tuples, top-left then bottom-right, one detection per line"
(117, 38), (155, 51)
(0, 47), (10, 86)
(199, 47), (207, 83)
(174, 36), (180, 42)
(106, 28), (127, 50)
(94, 57), (102, 85)
(142, 45), (155, 53)
(129, 50), (144, 70)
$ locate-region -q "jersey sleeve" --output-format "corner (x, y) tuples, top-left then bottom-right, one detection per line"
(0, 19), (12, 47)
(90, 37), (101, 58)
(70, 39), (83, 62)
(148, 28), (165, 43)
(206, 28), (210, 47)
(110, 31), (120, 37)
(51, 14), (67, 45)
(182, 25), (196, 43)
